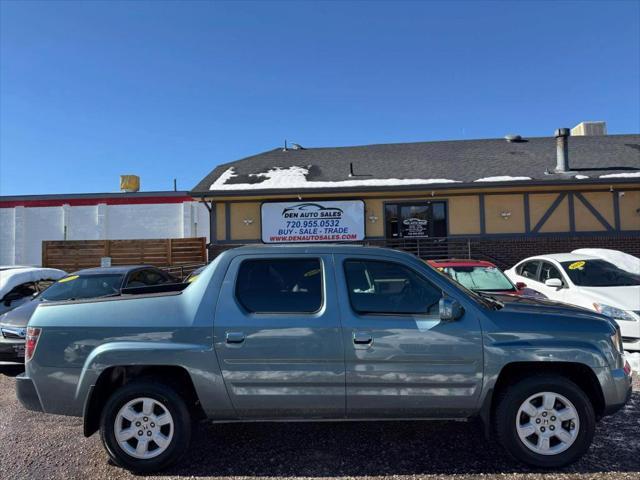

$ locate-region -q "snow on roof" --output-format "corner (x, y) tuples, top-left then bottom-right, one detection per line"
(473, 176), (532, 182)
(210, 167), (461, 191)
(0, 268), (67, 300)
(572, 248), (640, 275)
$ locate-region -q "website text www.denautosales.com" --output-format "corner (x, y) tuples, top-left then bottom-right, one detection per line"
(269, 234), (359, 242)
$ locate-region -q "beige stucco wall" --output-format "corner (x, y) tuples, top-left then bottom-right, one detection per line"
(620, 191), (640, 231)
(574, 199), (606, 232)
(213, 187), (638, 242)
(484, 194), (525, 234)
(529, 193), (570, 233)
(229, 202), (261, 240)
(448, 196), (481, 235)
(364, 199), (384, 237)
(216, 203), (226, 241)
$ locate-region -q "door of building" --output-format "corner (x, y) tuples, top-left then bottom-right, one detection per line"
(384, 202), (447, 239)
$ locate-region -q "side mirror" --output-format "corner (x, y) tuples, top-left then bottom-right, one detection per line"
(515, 282), (527, 289)
(544, 278), (563, 289)
(439, 297), (464, 322)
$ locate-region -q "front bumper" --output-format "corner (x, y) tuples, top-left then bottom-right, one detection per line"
(16, 374), (44, 412)
(602, 365), (633, 416)
(0, 338), (25, 366)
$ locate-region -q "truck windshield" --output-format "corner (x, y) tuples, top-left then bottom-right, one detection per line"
(560, 260), (640, 287)
(444, 266), (515, 292)
(39, 274), (124, 301)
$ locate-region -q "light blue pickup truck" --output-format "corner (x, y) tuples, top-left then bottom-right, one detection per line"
(17, 245), (632, 473)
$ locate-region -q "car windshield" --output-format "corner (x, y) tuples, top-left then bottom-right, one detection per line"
(444, 266), (515, 292)
(39, 274), (124, 301)
(560, 260), (640, 287)
(428, 264), (503, 310)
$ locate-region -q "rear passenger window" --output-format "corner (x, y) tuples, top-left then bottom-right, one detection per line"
(344, 260), (442, 316)
(236, 259), (323, 314)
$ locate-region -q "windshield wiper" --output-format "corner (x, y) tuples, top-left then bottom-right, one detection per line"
(477, 291), (504, 310)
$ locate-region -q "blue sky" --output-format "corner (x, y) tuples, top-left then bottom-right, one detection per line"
(1, 0), (638, 195)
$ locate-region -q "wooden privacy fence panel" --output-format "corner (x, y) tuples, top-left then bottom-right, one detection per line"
(43, 238), (207, 272)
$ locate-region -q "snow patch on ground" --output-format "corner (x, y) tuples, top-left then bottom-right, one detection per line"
(599, 172), (640, 179)
(574, 174), (590, 179)
(210, 167), (461, 190)
(626, 352), (640, 374)
(573, 248), (640, 275)
(473, 176), (532, 182)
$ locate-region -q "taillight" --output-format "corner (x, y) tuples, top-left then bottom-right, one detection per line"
(25, 327), (41, 362)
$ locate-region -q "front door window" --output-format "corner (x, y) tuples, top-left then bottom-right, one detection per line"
(385, 202), (447, 239)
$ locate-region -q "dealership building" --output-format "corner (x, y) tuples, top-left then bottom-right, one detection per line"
(1, 122), (639, 269)
(192, 123), (640, 267)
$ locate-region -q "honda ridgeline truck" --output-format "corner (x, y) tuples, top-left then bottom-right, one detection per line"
(16, 245), (632, 472)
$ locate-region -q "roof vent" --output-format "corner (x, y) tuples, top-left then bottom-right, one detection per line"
(554, 128), (571, 173)
(290, 143), (305, 150)
(505, 134), (524, 143)
(571, 121), (607, 136)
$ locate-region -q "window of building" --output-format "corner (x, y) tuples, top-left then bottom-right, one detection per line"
(236, 258), (323, 313)
(344, 259), (442, 316)
(384, 202), (447, 239)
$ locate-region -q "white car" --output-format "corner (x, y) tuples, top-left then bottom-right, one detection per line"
(0, 267), (67, 315)
(505, 253), (640, 351)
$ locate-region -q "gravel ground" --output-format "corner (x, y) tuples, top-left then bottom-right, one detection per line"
(0, 368), (638, 480)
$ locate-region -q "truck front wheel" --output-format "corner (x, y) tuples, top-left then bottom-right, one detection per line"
(495, 375), (596, 468)
(99, 380), (191, 473)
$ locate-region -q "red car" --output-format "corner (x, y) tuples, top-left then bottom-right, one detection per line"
(427, 259), (544, 298)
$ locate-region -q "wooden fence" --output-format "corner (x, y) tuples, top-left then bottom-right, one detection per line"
(42, 238), (207, 272)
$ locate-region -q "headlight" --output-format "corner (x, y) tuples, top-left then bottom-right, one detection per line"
(594, 303), (636, 321)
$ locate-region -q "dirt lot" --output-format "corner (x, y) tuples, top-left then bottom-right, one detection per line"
(1, 368), (638, 480)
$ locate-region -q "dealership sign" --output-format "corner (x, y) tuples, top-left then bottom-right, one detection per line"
(261, 200), (365, 243)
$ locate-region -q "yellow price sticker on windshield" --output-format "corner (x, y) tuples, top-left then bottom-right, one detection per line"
(568, 261), (586, 270)
(58, 275), (79, 283)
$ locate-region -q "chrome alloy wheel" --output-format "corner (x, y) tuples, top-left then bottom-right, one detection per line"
(114, 397), (174, 459)
(516, 391), (580, 456)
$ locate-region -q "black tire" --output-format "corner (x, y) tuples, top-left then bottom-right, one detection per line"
(494, 375), (596, 469)
(99, 380), (191, 473)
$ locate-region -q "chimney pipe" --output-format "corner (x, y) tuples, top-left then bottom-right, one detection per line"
(554, 128), (570, 172)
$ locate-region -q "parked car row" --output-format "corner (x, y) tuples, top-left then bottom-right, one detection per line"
(13, 245), (633, 474)
(0, 265), (180, 366)
(0, 266), (67, 315)
(427, 250), (640, 352)
(505, 253), (640, 351)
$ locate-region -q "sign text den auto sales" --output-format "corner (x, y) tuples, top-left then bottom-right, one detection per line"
(261, 200), (365, 243)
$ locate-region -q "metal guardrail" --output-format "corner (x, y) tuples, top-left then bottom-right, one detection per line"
(363, 237), (509, 268)
(207, 237), (510, 270)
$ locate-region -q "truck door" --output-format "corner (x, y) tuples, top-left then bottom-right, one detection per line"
(335, 255), (484, 418)
(213, 253), (345, 419)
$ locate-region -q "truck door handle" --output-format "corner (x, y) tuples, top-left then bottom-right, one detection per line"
(353, 332), (373, 345)
(226, 332), (246, 344)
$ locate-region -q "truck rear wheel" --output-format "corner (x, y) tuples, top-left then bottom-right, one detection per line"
(99, 380), (191, 473)
(495, 375), (595, 469)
